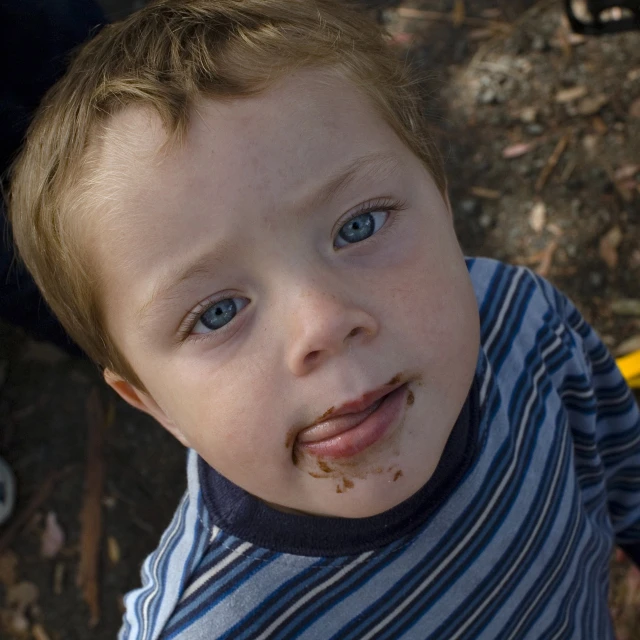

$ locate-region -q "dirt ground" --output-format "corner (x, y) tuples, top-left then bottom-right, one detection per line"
(0, 1), (639, 638)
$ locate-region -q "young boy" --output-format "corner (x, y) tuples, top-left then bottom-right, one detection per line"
(8, 0), (640, 637)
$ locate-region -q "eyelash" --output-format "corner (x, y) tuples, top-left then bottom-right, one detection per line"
(178, 295), (246, 342)
(335, 197), (407, 246)
(179, 197), (407, 341)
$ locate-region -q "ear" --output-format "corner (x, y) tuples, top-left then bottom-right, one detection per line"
(104, 369), (191, 447)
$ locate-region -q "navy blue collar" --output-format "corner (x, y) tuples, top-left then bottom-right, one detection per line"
(200, 378), (479, 556)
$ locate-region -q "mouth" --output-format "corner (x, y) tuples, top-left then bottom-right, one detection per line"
(294, 381), (410, 460)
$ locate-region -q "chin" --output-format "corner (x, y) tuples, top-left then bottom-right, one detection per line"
(324, 482), (417, 519)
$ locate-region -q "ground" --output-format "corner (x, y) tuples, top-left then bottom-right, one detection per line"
(0, 1), (639, 638)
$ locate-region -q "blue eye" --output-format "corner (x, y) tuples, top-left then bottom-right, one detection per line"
(193, 297), (247, 334)
(335, 210), (388, 248)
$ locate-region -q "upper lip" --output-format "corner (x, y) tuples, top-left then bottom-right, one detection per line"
(295, 378), (406, 444)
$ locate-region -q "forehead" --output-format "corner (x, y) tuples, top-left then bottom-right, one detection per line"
(95, 69), (399, 208)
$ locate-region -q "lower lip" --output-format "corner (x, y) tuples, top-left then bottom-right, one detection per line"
(296, 384), (408, 460)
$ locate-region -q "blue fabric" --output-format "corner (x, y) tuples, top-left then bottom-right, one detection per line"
(119, 259), (640, 639)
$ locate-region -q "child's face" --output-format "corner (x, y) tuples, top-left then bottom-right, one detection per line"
(98, 69), (480, 518)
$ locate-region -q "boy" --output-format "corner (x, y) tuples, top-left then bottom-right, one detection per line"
(8, 0), (640, 637)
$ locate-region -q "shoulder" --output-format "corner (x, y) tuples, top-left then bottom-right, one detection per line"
(466, 257), (568, 333)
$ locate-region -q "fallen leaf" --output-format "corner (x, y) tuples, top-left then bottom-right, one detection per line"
(614, 165), (640, 182)
(467, 28), (495, 41)
(452, 0), (465, 26)
(576, 94), (608, 116)
(53, 562), (65, 595)
(0, 551), (18, 587)
(630, 98), (640, 119)
(6, 581), (39, 615)
(612, 299), (640, 316)
(528, 202), (546, 233)
(599, 225), (623, 269)
(555, 86), (588, 103)
(32, 623), (52, 640)
(546, 223), (563, 237)
(4, 611), (29, 634)
(107, 536), (120, 565)
(519, 106), (537, 123)
(615, 335), (640, 357)
(41, 512), (65, 559)
(470, 186), (501, 199)
(502, 142), (533, 159)
(591, 116), (608, 134)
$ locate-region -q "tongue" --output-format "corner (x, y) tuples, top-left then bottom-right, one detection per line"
(296, 397), (383, 444)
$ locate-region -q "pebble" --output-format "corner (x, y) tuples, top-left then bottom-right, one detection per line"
(479, 213), (493, 229)
(589, 272), (604, 287)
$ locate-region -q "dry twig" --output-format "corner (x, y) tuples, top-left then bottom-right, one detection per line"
(535, 134), (571, 191)
(396, 7), (511, 33)
(76, 388), (114, 627)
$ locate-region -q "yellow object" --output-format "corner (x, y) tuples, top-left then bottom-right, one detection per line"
(616, 350), (640, 389)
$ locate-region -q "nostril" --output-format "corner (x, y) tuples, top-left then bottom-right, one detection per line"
(304, 350), (321, 366)
(347, 327), (369, 339)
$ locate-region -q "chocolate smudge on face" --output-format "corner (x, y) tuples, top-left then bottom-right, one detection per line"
(386, 373), (402, 386)
(343, 477), (354, 489)
(406, 390), (414, 406)
(336, 485), (343, 493)
(318, 459), (332, 474)
(317, 406), (335, 422)
(393, 470), (403, 482)
(285, 432), (295, 449)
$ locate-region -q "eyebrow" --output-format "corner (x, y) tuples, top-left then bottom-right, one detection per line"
(136, 246), (230, 329)
(308, 151), (403, 211)
(136, 151), (404, 326)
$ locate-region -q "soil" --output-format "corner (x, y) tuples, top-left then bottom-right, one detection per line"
(0, 1), (639, 638)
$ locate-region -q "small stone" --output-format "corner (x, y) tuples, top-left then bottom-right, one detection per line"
(531, 35), (547, 51)
(459, 199), (480, 215)
(589, 272), (604, 288)
(478, 88), (496, 104)
(520, 106), (537, 123)
(611, 299), (640, 316)
(525, 123), (544, 136)
(479, 213), (493, 229)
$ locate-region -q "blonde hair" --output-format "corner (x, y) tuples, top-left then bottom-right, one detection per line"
(9, 0), (445, 389)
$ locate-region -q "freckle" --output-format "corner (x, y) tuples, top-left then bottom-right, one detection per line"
(318, 460), (332, 474)
(407, 390), (414, 406)
(386, 374), (402, 386)
(343, 478), (354, 489)
(336, 485), (343, 493)
(393, 470), (403, 482)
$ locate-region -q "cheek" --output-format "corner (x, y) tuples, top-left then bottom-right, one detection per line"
(151, 360), (279, 458)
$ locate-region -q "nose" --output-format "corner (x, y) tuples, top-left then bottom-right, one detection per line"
(285, 284), (379, 377)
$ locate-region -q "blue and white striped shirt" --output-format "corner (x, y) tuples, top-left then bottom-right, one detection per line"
(119, 258), (640, 639)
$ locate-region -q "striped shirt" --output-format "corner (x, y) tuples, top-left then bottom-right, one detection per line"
(119, 258), (640, 639)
